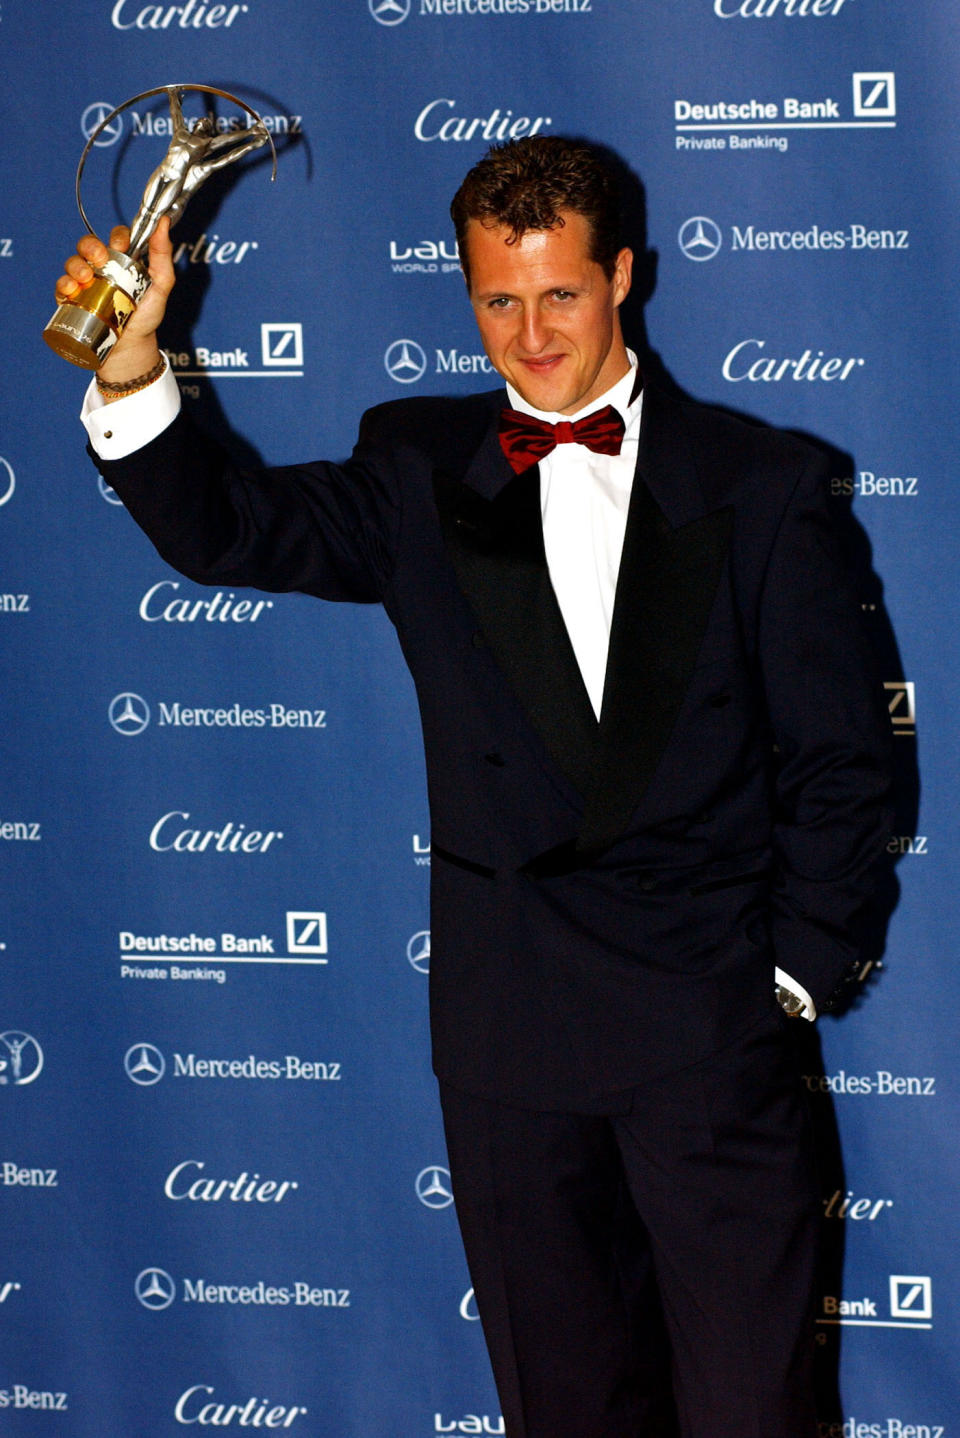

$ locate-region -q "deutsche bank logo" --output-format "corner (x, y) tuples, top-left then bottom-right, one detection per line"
(82, 101), (123, 146)
(370, 0), (410, 22)
(889, 1275), (932, 1322)
(0, 1032), (43, 1087)
(385, 339), (427, 384)
(125, 1043), (166, 1085)
(884, 680), (916, 736)
(0, 457), (15, 507)
(678, 217), (722, 262)
(261, 323), (303, 368)
(853, 73), (896, 119)
(416, 1165), (454, 1209)
(407, 930), (431, 974)
(109, 693), (151, 736)
(286, 911), (328, 956)
(135, 1267), (176, 1310)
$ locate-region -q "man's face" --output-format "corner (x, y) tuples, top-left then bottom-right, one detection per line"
(465, 210), (632, 415)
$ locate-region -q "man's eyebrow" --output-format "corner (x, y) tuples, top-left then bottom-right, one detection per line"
(472, 281), (583, 300)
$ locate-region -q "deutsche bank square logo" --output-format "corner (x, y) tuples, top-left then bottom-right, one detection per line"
(884, 680), (915, 736)
(261, 323), (303, 368)
(889, 1275), (932, 1322)
(286, 911), (327, 958)
(853, 73), (896, 119)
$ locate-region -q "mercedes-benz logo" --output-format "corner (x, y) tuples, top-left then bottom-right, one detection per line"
(385, 339), (428, 385)
(678, 216), (722, 262)
(135, 1267), (176, 1310)
(0, 458), (14, 508)
(406, 930), (431, 974)
(459, 1286), (480, 1321)
(124, 1043), (165, 1086)
(82, 101), (123, 147)
(0, 1032), (43, 1086)
(416, 1164), (454, 1209)
(369, 0), (411, 22)
(109, 693), (151, 736)
(98, 476), (123, 505)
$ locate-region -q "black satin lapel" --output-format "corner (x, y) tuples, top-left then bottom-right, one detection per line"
(433, 465), (599, 796)
(578, 483), (733, 855)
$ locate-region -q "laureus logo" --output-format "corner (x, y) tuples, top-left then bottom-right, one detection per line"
(0, 1032), (43, 1086)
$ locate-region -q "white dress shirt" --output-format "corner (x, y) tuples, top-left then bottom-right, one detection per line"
(82, 353), (181, 458)
(81, 350), (814, 1019)
(506, 352), (642, 722)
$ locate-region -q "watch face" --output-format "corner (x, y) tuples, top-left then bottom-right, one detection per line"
(776, 985), (804, 1017)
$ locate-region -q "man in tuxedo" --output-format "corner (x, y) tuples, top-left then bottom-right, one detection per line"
(60, 137), (892, 1437)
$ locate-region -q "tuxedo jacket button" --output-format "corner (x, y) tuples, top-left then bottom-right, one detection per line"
(484, 751), (506, 767)
(472, 630), (487, 648)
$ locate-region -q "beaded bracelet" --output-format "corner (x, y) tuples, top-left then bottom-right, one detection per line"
(95, 354), (166, 397)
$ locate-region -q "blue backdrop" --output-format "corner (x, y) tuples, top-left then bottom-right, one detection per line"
(2, 1), (956, 1432)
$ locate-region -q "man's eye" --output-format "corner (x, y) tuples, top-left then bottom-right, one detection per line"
(552, 290), (574, 302)
(488, 297), (511, 309)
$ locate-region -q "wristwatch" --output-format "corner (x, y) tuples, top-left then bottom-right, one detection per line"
(775, 983), (807, 1018)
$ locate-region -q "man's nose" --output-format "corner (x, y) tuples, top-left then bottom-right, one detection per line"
(519, 306), (551, 353)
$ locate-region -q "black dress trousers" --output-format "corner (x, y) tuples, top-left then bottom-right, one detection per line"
(440, 1008), (821, 1438)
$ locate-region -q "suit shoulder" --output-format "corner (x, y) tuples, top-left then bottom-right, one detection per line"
(358, 388), (503, 451)
(673, 390), (823, 473)
(651, 388), (830, 517)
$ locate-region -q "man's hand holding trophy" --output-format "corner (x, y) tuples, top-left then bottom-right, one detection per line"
(46, 84), (276, 396)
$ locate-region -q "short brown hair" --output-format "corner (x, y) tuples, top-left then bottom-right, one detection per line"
(450, 136), (623, 286)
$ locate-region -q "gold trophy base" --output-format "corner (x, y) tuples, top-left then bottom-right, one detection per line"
(43, 250), (150, 369)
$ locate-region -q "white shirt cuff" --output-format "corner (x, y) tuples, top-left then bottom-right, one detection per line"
(775, 967), (817, 1021)
(81, 355), (181, 460)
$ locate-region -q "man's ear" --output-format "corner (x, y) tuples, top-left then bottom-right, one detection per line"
(612, 247), (633, 308)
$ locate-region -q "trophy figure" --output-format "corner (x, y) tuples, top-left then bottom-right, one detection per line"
(44, 85), (276, 369)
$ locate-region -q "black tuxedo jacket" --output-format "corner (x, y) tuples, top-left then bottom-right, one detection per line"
(95, 382), (893, 1110)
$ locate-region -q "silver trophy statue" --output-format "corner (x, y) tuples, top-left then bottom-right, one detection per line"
(44, 85), (277, 369)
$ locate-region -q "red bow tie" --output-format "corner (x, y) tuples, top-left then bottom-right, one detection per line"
(498, 404), (626, 474)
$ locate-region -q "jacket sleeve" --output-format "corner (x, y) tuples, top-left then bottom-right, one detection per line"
(756, 452), (894, 1011)
(89, 406), (403, 604)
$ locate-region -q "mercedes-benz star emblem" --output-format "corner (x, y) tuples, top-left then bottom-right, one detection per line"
(0, 458), (15, 508)
(82, 101), (123, 147)
(135, 1267), (176, 1310)
(416, 1165), (454, 1209)
(98, 476), (122, 505)
(124, 1043), (166, 1085)
(385, 339), (427, 385)
(678, 216), (722, 262)
(370, 0), (411, 22)
(406, 930), (431, 974)
(109, 693), (151, 736)
(0, 1032), (44, 1086)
